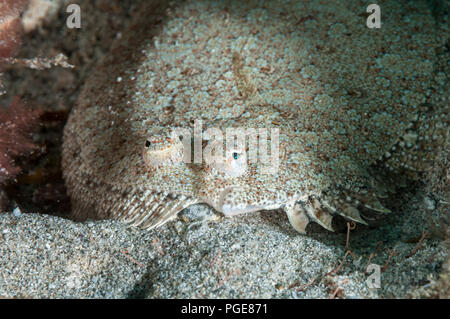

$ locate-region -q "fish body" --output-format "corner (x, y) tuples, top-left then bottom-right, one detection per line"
(62, 0), (446, 233)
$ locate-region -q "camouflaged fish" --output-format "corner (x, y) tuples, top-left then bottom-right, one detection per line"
(62, 0), (447, 234)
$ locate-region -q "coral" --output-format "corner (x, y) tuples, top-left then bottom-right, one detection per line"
(1, 0), (73, 94)
(0, 0), (71, 186)
(21, 0), (61, 33)
(0, 97), (41, 186)
(0, 0), (29, 93)
(0, 0), (72, 212)
(2, 53), (73, 70)
(0, 0), (28, 58)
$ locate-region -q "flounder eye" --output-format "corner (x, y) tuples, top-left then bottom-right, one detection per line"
(232, 152), (239, 160)
(143, 132), (185, 169)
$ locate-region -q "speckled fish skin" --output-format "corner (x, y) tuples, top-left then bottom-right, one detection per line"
(62, 0), (447, 233)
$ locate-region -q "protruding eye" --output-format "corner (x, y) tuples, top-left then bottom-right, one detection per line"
(232, 152), (239, 160)
(143, 132), (185, 169)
